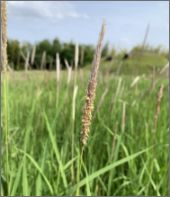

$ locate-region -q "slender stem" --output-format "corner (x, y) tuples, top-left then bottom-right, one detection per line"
(76, 146), (84, 195)
(1, 1), (10, 194)
(71, 86), (78, 181)
(3, 72), (10, 195)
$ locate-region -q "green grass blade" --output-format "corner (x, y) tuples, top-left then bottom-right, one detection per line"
(17, 148), (54, 195)
(35, 142), (47, 195)
(22, 155), (29, 196)
(11, 163), (23, 196)
(44, 112), (68, 188)
(71, 147), (152, 191)
(63, 156), (77, 171)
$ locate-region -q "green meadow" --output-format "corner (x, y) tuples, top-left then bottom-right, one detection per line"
(1, 57), (168, 195)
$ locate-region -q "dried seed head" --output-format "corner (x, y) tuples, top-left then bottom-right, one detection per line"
(154, 84), (164, 131)
(1, 0), (8, 71)
(75, 43), (79, 69)
(56, 53), (60, 82)
(81, 21), (106, 146)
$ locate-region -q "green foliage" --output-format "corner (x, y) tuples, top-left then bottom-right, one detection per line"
(102, 42), (109, 57)
(52, 38), (62, 57)
(7, 40), (21, 70)
(7, 39), (95, 70)
(61, 42), (75, 67)
(83, 45), (94, 65)
(37, 40), (52, 55)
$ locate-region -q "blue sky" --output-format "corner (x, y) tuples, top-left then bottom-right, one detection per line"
(7, 1), (169, 50)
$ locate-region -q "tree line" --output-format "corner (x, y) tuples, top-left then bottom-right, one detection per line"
(7, 38), (168, 70)
(7, 38), (109, 70)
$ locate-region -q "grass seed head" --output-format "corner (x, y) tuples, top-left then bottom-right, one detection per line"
(1, 0), (8, 71)
(154, 84), (164, 131)
(81, 21), (106, 146)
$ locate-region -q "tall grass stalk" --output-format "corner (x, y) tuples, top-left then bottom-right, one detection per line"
(81, 21), (106, 146)
(31, 45), (36, 66)
(41, 51), (46, 70)
(56, 53), (60, 107)
(77, 20), (106, 195)
(94, 87), (108, 117)
(130, 76), (140, 88)
(110, 77), (122, 113)
(71, 85), (78, 181)
(121, 101), (126, 133)
(25, 50), (30, 71)
(64, 59), (72, 85)
(74, 43), (79, 86)
(151, 66), (156, 90)
(154, 84), (164, 131)
(1, 0), (10, 194)
(159, 62), (169, 74)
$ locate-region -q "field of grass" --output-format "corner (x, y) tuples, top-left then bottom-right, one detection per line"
(1, 67), (168, 196)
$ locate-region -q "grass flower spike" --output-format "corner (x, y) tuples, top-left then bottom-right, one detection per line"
(81, 21), (106, 146)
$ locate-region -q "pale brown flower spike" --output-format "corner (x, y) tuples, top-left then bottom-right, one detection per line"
(1, 0), (8, 71)
(154, 84), (164, 131)
(81, 21), (106, 146)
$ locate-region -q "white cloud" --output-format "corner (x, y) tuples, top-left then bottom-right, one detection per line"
(7, 1), (89, 22)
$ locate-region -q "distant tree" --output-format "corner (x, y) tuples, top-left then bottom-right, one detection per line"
(6, 38), (99, 70)
(21, 42), (32, 53)
(83, 45), (94, 65)
(52, 38), (62, 57)
(35, 40), (53, 69)
(60, 42), (75, 68)
(7, 40), (21, 70)
(36, 40), (52, 55)
(102, 42), (109, 57)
